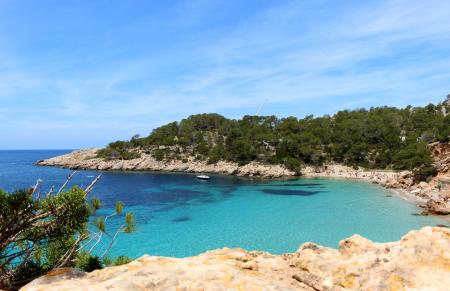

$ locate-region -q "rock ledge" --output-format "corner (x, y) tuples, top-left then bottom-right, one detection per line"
(22, 227), (450, 290)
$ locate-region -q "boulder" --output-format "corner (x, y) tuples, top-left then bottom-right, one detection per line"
(423, 198), (450, 215)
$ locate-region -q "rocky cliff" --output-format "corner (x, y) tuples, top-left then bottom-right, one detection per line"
(36, 148), (296, 178)
(21, 226), (450, 291)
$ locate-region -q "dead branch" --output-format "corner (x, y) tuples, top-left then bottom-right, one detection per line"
(56, 171), (78, 195)
(46, 185), (54, 197)
(30, 179), (42, 197)
(84, 174), (102, 196)
(56, 234), (86, 268)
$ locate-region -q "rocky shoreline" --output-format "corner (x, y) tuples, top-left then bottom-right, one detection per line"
(37, 148), (296, 178)
(30, 146), (450, 290)
(302, 164), (450, 216)
(37, 146), (450, 216)
(22, 226), (450, 290)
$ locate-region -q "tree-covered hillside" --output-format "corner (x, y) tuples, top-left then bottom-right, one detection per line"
(98, 100), (450, 180)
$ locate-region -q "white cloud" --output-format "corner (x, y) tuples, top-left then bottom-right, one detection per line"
(0, 0), (449, 148)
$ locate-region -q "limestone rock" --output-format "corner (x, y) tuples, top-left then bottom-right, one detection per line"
(36, 149), (296, 178)
(242, 260), (258, 271)
(22, 227), (450, 291)
(22, 248), (301, 291)
(423, 198), (450, 215)
(291, 226), (450, 290)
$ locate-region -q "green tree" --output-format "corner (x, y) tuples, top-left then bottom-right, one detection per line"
(0, 174), (136, 289)
(93, 98), (448, 181)
(393, 142), (433, 170)
(0, 186), (90, 288)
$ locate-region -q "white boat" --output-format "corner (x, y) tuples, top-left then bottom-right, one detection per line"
(196, 175), (210, 180)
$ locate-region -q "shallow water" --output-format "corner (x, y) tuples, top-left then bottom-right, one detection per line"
(0, 150), (447, 258)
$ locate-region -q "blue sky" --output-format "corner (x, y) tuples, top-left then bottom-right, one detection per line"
(1, 0), (449, 149)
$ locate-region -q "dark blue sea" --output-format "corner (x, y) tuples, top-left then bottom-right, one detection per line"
(0, 150), (446, 259)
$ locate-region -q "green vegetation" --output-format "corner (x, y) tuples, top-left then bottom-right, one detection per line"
(99, 100), (449, 179)
(75, 252), (133, 272)
(96, 140), (141, 160)
(0, 175), (136, 289)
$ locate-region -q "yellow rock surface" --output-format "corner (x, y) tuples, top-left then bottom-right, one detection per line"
(22, 227), (450, 291)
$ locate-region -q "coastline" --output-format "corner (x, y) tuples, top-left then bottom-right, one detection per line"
(304, 173), (426, 205)
(301, 167), (425, 203)
(301, 163), (450, 216)
(37, 148), (450, 216)
(27, 149), (450, 290)
(388, 188), (426, 206)
(36, 148), (297, 178)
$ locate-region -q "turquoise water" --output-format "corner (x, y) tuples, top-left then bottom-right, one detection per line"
(0, 150), (447, 259)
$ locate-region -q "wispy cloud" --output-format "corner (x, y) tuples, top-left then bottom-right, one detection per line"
(0, 0), (449, 148)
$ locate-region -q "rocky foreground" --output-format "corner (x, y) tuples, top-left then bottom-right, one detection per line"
(22, 226), (450, 291)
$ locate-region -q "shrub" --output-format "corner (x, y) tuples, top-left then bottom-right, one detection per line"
(413, 165), (437, 182)
(393, 142), (433, 171)
(153, 149), (165, 161)
(283, 157), (302, 174)
(114, 256), (133, 266)
(75, 252), (103, 272)
(96, 147), (141, 160)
